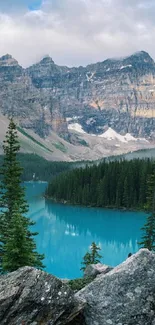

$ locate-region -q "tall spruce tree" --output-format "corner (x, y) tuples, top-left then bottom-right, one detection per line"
(81, 242), (102, 272)
(139, 169), (155, 251)
(0, 119), (44, 272)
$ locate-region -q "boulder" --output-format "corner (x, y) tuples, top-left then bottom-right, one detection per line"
(84, 263), (113, 278)
(76, 249), (155, 325)
(0, 266), (85, 325)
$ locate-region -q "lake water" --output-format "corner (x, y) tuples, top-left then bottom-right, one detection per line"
(25, 182), (147, 279)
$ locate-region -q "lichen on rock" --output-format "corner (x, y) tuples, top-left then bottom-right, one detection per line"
(0, 266), (85, 325)
(76, 249), (155, 325)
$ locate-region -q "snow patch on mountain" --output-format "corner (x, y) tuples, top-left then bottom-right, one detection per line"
(66, 117), (72, 122)
(86, 117), (96, 125)
(100, 128), (127, 142)
(138, 137), (149, 143)
(100, 128), (148, 143)
(124, 133), (137, 141)
(68, 123), (86, 134)
(120, 65), (132, 70)
(68, 124), (149, 143)
(86, 72), (95, 82)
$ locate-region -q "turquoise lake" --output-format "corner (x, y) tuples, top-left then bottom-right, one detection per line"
(26, 182), (147, 279)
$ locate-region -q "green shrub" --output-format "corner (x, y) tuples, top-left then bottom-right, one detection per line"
(68, 276), (95, 291)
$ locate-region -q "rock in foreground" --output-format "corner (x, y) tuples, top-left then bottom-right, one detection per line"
(76, 249), (155, 325)
(0, 266), (85, 325)
(1, 249), (155, 325)
(84, 263), (113, 278)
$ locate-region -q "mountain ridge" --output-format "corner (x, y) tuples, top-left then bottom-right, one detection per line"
(0, 50), (155, 161)
(1, 50), (154, 69)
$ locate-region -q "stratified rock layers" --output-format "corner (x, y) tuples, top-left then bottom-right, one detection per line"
(0, 51), (155, 139)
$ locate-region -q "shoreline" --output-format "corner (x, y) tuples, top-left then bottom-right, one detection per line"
(44, 195), (148, 214)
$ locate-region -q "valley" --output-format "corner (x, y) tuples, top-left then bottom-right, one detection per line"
(1, 1), (155, 324)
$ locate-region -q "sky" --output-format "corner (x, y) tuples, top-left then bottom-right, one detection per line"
(0, 0), (155, 67)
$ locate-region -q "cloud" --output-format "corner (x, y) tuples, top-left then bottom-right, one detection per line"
(0, 0), (155, 67)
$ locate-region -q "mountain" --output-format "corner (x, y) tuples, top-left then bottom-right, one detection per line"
(0, 51), (155, 161)
(1, 114), (151, 162)
(0, 115), (62, 160)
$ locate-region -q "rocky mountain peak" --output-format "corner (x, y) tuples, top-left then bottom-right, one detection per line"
(26, 55), (64, 88)
(0, 54), (19, 66)
(86, 51), (155, 75)
(123, 50), (155, 66)
(39, 55), (55, 65)
(27, 55), (62, 79)
(130, 50), (154, 61)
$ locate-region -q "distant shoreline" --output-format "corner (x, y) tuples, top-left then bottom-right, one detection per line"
(45, 195), (148, 214)
(24, 180), (48, 184)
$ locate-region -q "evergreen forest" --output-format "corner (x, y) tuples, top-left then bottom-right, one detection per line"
(46, 159), (155, 210)
(0, 154), (77, 181)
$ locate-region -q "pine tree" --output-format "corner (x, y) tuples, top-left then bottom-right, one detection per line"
(91, 242), (102, 264)
(139, 214), (155, 251)
(0, 119), (44, 272)
(139, 168), (155, 251)
(123, 177), (130, 208)
(81, 242), (102, 272)
(80, 252), (92, 272)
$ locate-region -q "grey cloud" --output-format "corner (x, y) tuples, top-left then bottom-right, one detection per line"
(41, 0), (155, 38)
(0, 0), (155, 67)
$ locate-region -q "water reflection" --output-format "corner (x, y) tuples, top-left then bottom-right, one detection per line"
(25, 182), (146, 279)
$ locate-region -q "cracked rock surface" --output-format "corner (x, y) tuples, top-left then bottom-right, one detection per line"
(76, 249), (155, 325)
(1, 249), (155, 325)
(0, 266), (85, 325)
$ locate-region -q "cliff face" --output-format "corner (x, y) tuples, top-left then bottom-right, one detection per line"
(0, 54), (45, 137)
(0, 51), (155, 141)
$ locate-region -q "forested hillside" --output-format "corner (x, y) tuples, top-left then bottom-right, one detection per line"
(46, 159), (155, 209)
(0, 154), (75, 181)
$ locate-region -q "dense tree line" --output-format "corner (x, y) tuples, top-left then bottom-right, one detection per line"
(46, 159), (155, 209)
(0, 154), (76, 181)
(139, 167), (155, 250)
